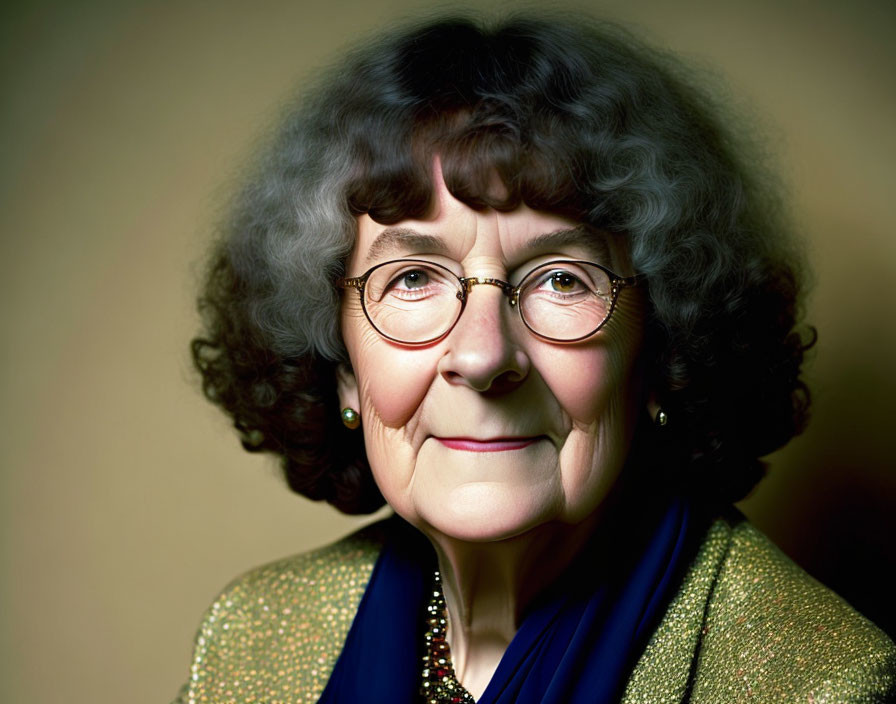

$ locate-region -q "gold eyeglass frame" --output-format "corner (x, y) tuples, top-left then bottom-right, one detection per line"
(340, 258), (644, 345)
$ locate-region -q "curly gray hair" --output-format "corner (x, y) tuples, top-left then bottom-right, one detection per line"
(193, 14), (811, 513)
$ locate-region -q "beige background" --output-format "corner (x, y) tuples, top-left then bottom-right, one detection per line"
(2, 0), (894, 702)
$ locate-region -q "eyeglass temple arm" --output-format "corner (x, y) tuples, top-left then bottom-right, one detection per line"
(340, 276), (366, 291)
(614, 273), (646, 288)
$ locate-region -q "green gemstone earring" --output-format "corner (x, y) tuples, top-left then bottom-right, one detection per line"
(654, 409), (668, 427)
(341, 407), (360, 430)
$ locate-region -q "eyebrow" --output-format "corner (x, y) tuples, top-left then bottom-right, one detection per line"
(364, 224), (612, 264)
(365, 227), (450, 262)
(525, 226), (612, 264)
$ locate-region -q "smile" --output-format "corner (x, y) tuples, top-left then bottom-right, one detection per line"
(435, 437), (542, 452)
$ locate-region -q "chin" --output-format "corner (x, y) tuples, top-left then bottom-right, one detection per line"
(415, 483), (562, 544)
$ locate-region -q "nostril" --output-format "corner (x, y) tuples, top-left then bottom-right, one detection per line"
(483, 370), (526, 396)
(438, 352), (528, 393)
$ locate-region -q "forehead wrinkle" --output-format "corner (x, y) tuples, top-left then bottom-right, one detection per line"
(366, 227), (450, 263)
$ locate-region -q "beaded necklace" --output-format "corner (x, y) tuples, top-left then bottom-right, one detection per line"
(420, 570), (476, 704)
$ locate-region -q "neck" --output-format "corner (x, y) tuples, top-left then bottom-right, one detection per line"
(423, 515), (601, 699)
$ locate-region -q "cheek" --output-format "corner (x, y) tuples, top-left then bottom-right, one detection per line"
(532, 345), (622, 423)
(543, 297), (646, 427)
(552, 350), (636, 522)
(529, 327), (644, 522)
(343, 307), (435, 428)
(343, 317), (438, 519)
(359, 348), (435, 429)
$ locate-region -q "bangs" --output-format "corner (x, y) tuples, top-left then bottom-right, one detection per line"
(346, 107), (590, 225)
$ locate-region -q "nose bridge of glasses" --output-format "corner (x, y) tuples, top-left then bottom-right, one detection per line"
(460, 276), (517, 304)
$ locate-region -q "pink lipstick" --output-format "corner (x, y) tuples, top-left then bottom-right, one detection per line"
(436, 437), (540, 452)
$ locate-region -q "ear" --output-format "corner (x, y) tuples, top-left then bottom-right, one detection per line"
(336, 363), (360, 412)
(646, 391), (661, 423)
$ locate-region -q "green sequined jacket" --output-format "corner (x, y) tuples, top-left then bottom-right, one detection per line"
(174, 514), (895, 703)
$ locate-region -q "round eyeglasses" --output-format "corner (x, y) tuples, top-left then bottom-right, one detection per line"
(340, 258), (643, 345)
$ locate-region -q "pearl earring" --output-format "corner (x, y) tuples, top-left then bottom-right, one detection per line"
(341, 407), (360, 429)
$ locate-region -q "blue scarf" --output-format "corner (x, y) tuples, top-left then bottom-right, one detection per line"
(319, 494), (693, 703)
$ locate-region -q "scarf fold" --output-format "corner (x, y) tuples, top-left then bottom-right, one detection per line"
(318, 494), (693, 704)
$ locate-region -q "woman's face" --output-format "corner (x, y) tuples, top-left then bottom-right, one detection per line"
(338, 172), (647, 543)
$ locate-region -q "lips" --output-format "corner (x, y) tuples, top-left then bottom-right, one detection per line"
(435, 436), (543, 452)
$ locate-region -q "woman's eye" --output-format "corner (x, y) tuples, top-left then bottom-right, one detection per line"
(536, 270), (587, 295)
(377, 265), (454, 300)
(387, 269), (431, 291)
(397, 270), (429, 289)
(548, 271), (581, 293)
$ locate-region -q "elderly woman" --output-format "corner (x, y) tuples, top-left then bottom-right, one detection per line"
(176, 14), (895, 703)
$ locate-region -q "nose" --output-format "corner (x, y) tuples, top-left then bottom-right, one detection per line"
(437, 281), (530, 393)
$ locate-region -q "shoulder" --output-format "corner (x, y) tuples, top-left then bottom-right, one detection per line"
(694, 516), (895, 701)
(174, 521), (385, 704)
(624, 514), (895, 703)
